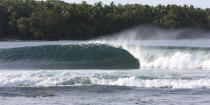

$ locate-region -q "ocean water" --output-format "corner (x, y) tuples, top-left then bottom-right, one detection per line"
(1, 40), (210, 105)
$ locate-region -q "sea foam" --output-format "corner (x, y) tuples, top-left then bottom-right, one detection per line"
(0, 70), (210, 89)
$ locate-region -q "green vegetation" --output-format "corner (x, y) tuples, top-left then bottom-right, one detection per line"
(0, 0), (210, 40)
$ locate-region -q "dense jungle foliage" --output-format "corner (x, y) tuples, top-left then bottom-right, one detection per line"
(0, 0), (210, 40)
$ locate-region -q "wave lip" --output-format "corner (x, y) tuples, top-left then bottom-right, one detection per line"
(0, 44), (139, 69)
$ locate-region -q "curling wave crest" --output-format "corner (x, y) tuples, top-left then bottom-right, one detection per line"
(0, 44), (139, 69)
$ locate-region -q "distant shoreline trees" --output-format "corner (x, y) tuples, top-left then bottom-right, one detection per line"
(0, 0), (209, 40)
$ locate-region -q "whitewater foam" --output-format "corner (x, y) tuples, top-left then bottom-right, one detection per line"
(126, 46), (210, 69)
(0, 70), (210, 89)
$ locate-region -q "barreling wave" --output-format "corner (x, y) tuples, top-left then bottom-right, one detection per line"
(1, 40), (210, 70)
(0, 44), (139, 69)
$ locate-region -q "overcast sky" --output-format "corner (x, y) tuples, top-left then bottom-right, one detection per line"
(63, 0), (210, 9)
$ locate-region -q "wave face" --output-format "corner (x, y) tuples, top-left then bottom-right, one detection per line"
(0, 44), (139, 69)
(1, 70), (210, 89)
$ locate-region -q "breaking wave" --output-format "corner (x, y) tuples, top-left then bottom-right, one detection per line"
(0, 40), (210, 69)
(92, 39), (210, 69)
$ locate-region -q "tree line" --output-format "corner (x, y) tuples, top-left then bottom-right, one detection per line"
(0, 0), (210, 40)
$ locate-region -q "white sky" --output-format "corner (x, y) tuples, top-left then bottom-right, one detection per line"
(63, 0), (210, 9)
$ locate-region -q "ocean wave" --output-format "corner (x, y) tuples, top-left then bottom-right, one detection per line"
(1, 41), (210, 70)
(0, 44), (139, 69)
